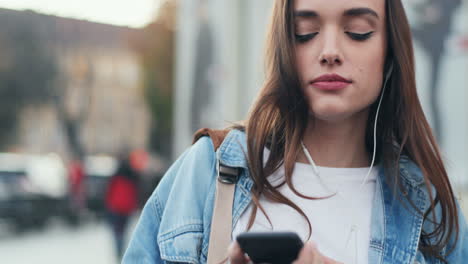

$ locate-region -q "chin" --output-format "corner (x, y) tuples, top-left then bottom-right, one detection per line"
(309, 106), (353, 123)
(313, 113), (350, 123)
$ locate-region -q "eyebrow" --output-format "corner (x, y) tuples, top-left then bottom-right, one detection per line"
(294, 10), (318, 18)
(294, 7), (379, 20)
(343, 7), (379, 19)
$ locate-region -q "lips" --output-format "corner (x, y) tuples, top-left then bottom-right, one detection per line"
(310, 74), (352, 91)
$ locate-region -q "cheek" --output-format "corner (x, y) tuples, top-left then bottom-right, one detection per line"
(354, 52), (386, 100)
(359, 69), (383, 91)
(295, 46), (314, 83)
(349, 59), (385, 114)
(356, 75), (384, 112)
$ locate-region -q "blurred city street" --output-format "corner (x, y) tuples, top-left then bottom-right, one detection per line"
(0, 0), (466, 263)
(0, 215), (138, 264)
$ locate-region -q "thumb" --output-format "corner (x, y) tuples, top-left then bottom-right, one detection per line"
(322, 254), (344, 264)
(293, 241), (322, 264)
(227, 241), (250, 264)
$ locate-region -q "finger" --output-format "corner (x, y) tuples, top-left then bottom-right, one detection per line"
(322, 255), (344, 264)
(227, 241), (249, 264)
(293, 241), (323, 264)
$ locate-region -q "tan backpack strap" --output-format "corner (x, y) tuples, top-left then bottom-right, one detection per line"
(192, 128), (239, 264)
(207, 172), (237, 264)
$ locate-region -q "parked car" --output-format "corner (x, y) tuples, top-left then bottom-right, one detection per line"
(0, 153), (69, 231)
(83, 155), (118, 217)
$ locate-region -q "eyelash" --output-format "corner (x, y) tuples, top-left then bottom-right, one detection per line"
(346, 31), (374, 41)
(294, 31), (374, 43)
(295, 32), (319, 43)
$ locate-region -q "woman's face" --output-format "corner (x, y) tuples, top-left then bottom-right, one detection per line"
(294, 0), (387, 122)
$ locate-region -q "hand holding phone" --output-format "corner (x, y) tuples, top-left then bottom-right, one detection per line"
(235, 232), (304, 264)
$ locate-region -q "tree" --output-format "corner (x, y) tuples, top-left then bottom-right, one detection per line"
(131, 0), (177, 158)
(52, 62), (93, 160)
(0, 9), (57, 148)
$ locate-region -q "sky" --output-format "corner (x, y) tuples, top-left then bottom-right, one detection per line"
(0, 0), (161, 28)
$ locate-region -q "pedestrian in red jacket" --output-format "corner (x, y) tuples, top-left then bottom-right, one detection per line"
(105, 159), (139, 260)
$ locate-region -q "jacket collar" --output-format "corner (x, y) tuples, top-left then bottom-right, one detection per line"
(398, 155), (426, 188)
(217, 129), (249, 169)
(218, 129), (426, 189)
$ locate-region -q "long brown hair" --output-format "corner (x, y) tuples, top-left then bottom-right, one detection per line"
(242, 0), (459, 261)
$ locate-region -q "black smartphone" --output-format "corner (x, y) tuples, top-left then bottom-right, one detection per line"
(236, 231), (304, 264)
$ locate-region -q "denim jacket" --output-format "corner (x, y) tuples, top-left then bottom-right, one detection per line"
(123, 129), (467, 264)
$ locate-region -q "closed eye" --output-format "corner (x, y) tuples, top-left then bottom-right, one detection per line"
(346, 31), (374, 41)
(295, 32), (319, 43)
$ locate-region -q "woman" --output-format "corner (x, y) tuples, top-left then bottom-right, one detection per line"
(123, 0), (468, 263)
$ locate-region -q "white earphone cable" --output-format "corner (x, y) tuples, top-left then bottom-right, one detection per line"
(300, 63), (393, 263)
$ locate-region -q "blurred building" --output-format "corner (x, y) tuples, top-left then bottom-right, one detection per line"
(0, 8), (150, 160)
(173, 0), (272, 156)
(174, 1), (468, 190)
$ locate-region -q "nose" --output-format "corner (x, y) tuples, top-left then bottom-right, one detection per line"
(318, 31), (343, 66)
(320, 53), (342, 65)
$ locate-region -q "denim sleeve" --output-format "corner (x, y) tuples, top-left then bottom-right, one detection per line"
(122, 148), (192, 264)
(122, 194), (164, 264)
(446, 200), (468, 262)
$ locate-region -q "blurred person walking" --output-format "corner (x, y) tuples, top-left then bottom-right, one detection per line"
(410, 0), (462, 142)
(105, 158), (139, 260)
(68, 159), (86, 220)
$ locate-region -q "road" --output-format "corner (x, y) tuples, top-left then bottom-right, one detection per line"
(0, 216), (138, 264)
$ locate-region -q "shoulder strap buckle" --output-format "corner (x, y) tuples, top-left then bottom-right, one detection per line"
(216, 152), (240, 184)
(218, 164), (240, 184)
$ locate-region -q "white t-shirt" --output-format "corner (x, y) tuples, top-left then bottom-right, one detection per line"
(232, 151), (378, 264)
